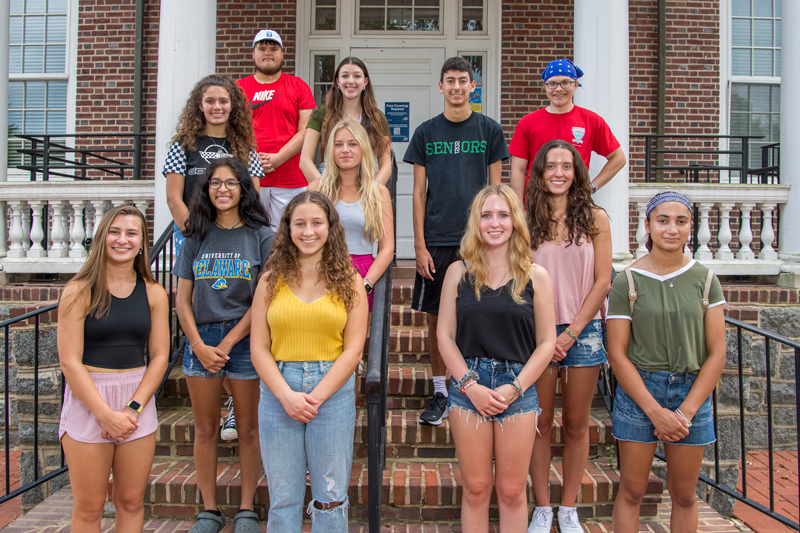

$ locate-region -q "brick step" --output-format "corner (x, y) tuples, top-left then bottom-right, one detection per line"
(127, 458), (662, 522)
(154, 404), (613, 466)
(159, 363), (609, 412)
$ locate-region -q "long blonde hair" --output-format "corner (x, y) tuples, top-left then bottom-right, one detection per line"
(61, 205), (155, 318)
(460, 184), (533, 304)
(318, 119), (384, 242)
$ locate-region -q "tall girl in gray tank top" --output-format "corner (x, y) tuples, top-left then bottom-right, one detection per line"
(308, 119), (394, 311)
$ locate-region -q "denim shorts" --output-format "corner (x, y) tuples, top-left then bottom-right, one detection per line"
(182, 318), (258, 380)
(554, 319), (607, 367)
(612, 370), (715, 446)
(448, 357), (541, 426)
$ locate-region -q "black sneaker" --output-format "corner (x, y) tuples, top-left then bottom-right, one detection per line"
(418, 392), (449, 426)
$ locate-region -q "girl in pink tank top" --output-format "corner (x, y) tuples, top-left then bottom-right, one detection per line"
(524, 139), (613, 533)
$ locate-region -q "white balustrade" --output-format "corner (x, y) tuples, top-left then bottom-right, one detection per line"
(629, 183), (790, 275)
(0, 181), (154, 274)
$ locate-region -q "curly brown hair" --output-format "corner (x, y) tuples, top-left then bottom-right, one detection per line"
(525, 139), (600, 249)
(263, 191), (358, 311)
(319, 57), (390, 158)
(171, 74), (256, 163)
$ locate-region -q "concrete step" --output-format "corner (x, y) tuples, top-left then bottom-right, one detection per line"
(125, 458), (661, 522)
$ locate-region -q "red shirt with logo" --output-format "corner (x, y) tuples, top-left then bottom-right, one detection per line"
(509, 105), (620, 184)
(237, 73), (316, 188)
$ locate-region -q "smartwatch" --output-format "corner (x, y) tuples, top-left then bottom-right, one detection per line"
(127, 400), (143, 414)
(364, 277), (374, 295)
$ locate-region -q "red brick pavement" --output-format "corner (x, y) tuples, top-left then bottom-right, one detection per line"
(0, 448), (22, 529)
(3, 486), (757, 532)
(734, 450), (799, 533)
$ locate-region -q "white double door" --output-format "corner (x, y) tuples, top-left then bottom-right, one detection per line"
(352, 47), (446, 259)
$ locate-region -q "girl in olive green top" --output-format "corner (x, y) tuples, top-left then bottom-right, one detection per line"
(606, 191), (726, 533)
(299, 57), (392, 185)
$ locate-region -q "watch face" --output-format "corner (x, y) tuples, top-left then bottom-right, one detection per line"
(128, 400), (142, 412)
(365, 284), (373, 295)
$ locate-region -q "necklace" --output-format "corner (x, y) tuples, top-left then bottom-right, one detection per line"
(215, 218), (242, 230)
(345, 108), (363, 123)
(651, 260), (681, 288)
(489, 267), (511, 290)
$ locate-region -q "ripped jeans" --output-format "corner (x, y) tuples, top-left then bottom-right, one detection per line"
(554, 319), (607, 368)
(258, 361), (355, 533)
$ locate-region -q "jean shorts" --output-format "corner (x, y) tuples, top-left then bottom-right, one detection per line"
(448, 357), (541, 427)
(182, 318), (258, 380)
(612, 370), (715, 446)
(554, 319), (607, 367)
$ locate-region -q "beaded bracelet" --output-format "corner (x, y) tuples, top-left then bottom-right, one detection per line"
(510, 379), (524, 399)
(675, 408), (693, 427)
(461, 380), (477, 393)
(455, 370), (479, 391)
(564, 327), (579, 340)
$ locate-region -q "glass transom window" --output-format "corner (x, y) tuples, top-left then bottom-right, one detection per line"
(358, 0), (441, 32)
(731, 0), (781, 77)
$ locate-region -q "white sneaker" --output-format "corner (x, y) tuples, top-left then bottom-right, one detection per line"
(528, 506), (553, 533)
(557, 506), (584, 533)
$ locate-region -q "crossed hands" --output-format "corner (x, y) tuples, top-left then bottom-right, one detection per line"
(101, 409), (139, 442)
(465, 383), (518, 419)
(259, 153), (280, 174)
(280, 390), (321, 423)
(194, 342), (230, 374)
(650, 407), (691, 442)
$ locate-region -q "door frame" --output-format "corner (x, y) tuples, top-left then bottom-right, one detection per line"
(295, 0), (502, 119)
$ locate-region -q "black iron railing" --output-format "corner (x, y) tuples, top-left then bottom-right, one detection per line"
(633, 134), (779, 184)
(365, 152), (397, 532)
(12, 133), (155, 181)
(599, 316), (800, 531)
(0, 221), (180, 506)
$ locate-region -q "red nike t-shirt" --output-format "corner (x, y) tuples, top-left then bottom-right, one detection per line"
(237, 73), (316, 188)
(509, 105), (620, 185)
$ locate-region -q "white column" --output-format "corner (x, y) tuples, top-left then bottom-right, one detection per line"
(780, 1), (800, 264)
(153, 0), (217, 237)
(574, 0), (631, 261)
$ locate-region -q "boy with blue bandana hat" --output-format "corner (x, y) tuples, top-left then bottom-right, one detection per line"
(509, 59), (626, 202)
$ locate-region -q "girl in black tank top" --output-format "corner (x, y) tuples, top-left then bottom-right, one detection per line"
(57, 205), (170, 531)
(437, 185), (556, 531)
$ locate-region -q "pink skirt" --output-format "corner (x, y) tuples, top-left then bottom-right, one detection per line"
(59, 367), (158, 444)
(351, 254), (376, 311)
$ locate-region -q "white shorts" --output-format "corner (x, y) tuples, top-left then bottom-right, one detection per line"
(260, 186), (307, 231)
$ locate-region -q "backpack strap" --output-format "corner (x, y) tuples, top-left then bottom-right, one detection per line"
(624, 267), (637, 315)
(702, 267), (714, 311)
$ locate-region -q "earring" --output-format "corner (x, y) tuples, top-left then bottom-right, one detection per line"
(362, 87), (366, 91)
(138, 248), (143, 255)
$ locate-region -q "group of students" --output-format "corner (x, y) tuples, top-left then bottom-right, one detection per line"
(53, 29), (726, 533)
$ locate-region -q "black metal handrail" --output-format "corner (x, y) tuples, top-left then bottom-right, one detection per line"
(12, 133), (155, 181)
(632, 134), (775, 184)
(365, 152), (398, 532)
(599, 316), (800, 530)
(0, 220), (180, 507)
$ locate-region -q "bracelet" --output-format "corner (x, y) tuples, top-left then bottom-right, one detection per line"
(510, 379), (524, 399)
(462, 380), (477, 393)
(455, 370), (480, 391)
(363, 277), (374, 287)
(190, 340), (203, 351)
(564, 327), (579, 340)
(590, 182), (597, 194)
(675, 408), (693, 427)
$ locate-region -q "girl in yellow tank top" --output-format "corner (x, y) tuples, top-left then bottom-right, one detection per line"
(250, 191), (368, 532)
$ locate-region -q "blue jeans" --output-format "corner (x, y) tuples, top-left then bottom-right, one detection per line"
(612, 370), (715, 446)
(182, 319), (257, 380)
(554, 319), (607, 367)
(258, 361), (356, 532)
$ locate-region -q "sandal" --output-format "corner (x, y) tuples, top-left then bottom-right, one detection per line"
(234, 509), (260, 533)
(188, 510), (225, 533)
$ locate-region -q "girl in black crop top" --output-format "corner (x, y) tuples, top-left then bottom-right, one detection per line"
(57, 205), (170, 531)
(437, 184), (556, 531)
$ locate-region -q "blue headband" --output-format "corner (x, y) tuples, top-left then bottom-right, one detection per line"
(646, 191), (693, 218)
(541, 59), (584, 83)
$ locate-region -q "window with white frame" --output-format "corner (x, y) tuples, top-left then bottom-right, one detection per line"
(729, 0), (781, 174)
(8, 0), (70, 169)
(357, 0), (441, 32)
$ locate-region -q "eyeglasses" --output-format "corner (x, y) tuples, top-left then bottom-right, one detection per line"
(544, 80), (576, 90)
(209, 179), (240, 190)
